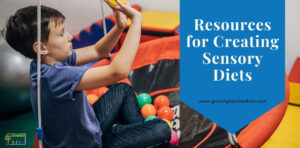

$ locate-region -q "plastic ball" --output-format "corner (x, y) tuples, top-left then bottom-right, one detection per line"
(162, 119), (172, 129)
(108, 0), (127, 6)
(87, 94), (99, 105)
(154, 95), (170, 110)
(0, 33), (31, 117)
(137, 93), (152, 108)
(144, 115), (158, 122)
(170, 130), (179, 145)
(157, 106), (174, 122)
(141, 104), (156, 119)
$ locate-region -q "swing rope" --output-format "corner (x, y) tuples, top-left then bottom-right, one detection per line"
(100, 0), (112, 59)
(100, 0), (107, 35)
(36, 0), (44, 148)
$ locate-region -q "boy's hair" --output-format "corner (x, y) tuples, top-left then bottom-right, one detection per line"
(4, 5), (65, 59)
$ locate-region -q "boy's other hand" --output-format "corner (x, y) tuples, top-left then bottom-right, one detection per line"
(104, 0), (142, 23)
(114, 11), (127, 30)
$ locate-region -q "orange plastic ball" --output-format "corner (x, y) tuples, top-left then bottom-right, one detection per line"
(157, 106), (174, 122)
(87, 94), (99, 105)
(154, 95), (170, 110)
(141, 104), (157, 119)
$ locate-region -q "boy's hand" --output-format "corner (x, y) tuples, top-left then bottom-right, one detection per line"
(105, 0), (142, 23)
(114, 10), (127, 30)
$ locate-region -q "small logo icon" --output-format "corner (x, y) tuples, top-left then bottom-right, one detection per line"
(4, 133), (26, 145)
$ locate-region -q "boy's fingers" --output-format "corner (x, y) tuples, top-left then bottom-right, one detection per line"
(119, 11), (126, 18)
(113, 10), (118, 15)
(113, 6), (123, 11)
(115, 11), (120, 18)
(104, 0), (129, 14)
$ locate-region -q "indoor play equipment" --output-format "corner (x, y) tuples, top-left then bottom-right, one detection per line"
(1, 2), (293, 146)
(71, 4), (141, 52)
(261, 57), (300, 148)
(154, 95), (170, 110)
(119, 10), (179, 44)
(0, 30), (31, 118)
(289, 57), (300, 83)
(33, 36), (180, 148)
(81, 35), (290, 147)
(71, 19), (114, 49)
(170, 130), (179, 145)
(223, 74), (289, 148)
(145, 115), (158, 122)
(108, 0), (127, 6)
(0, 31), (283, 147)
(137, 93), (152, 107)
(141, 104), (157, 119)
(157, 106), (174, 122)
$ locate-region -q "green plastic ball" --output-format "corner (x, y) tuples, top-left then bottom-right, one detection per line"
(137, 93), (152, 108)
(144, 115), (158, 122)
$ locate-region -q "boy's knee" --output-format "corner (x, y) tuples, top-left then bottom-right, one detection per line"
(158, 119), (172, 133)
(151, 119), (172, 140)
(118, 82), (132, 88)
(111, 83), (131, 88)
(111, 83), (134, 92)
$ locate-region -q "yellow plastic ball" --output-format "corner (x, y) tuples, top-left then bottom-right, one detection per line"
(162, 119), (172, 130)
(108, 0), (127, 6)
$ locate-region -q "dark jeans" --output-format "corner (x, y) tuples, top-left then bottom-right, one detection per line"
(93, 83), (172, 148)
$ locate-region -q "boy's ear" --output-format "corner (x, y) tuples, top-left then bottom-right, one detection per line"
(32, 41), (48, 55)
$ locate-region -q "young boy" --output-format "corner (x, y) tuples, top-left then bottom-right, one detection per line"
(4, 0), (173, 147)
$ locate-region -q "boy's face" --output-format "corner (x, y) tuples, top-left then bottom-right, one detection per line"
(43, 21), (73, 62)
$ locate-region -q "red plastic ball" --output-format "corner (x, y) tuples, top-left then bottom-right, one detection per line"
(141, 104), (157, 119)
(157, 106), (174, 122)
(154, 95), (170, 110)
